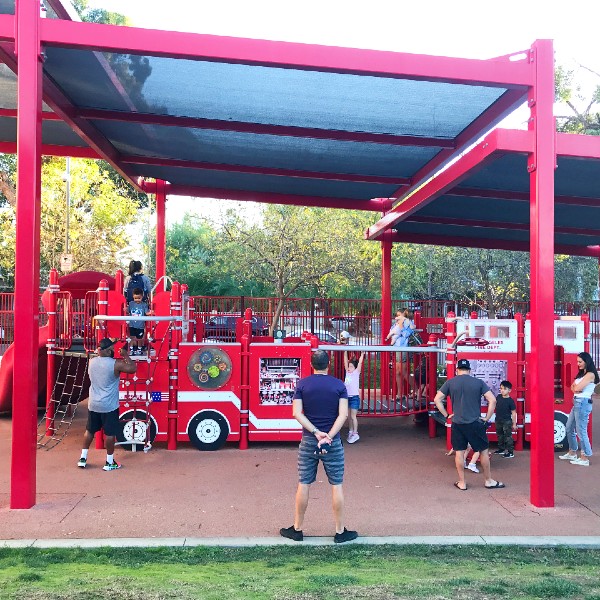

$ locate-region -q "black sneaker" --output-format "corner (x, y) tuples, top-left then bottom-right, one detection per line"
(334, 528), (358, 544)
(280, 525), (303, 541)
(503, 451), (515, 459)
(493, 449), (505, 455)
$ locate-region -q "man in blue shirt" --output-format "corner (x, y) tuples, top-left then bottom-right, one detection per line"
(280, 350), (358, 543)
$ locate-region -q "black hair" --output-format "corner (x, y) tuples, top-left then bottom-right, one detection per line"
(350, 359), (359, 369)
(576, 351), (600, 383)
(132, 287), (144, 296)
(311, 349), (330, 371)
(500, 380), (512, 390)
(128, 260), (143, 276)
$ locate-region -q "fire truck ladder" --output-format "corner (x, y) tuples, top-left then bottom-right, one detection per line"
(37, 351), (90, 450)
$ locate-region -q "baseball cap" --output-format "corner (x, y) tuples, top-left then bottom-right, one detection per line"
(98, 338), (117, 351)
(457, 358), (471, 370)
(339, 331), (351, 339)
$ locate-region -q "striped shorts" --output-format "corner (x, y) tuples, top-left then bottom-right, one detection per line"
(298, 435), (345, 485)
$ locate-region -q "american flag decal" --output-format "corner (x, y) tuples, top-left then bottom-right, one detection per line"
(151, 391), (169, 403)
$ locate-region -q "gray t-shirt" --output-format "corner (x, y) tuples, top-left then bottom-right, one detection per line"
(88, 356), (120, 413)
(439, 374), (490, 424)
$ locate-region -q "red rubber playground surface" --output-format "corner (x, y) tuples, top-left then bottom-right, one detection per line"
(1, 406), (599, 541)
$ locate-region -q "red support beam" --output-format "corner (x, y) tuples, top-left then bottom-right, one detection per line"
(155, 179), (167, 290)
(0, 140), (99, 158)
(140, 180), (389, 211)
(81, 108), (455, 149)
(388, 231), (600, 257)
(365, 130), (503, 240)
(528, 40), (556, 508)
(40, 19), (534, 87)
(405, 215), (600, 238)
(11, 0), (43, 509)
(557, 132), (600, 159)
(123, 155), (410, 186)
(0, 42), (143, 193)
(394, 88), (528, 198)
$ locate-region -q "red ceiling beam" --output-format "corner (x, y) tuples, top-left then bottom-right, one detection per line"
(388, 89), (529, 202)
(446, 186), (600, 207)
(140, 180), (387, 211)
(557, 132), (600, 159)
(0, 42), (142, 191)
(78, 108), (455, 148)
(0, 140), (98, 158)
(389, 231), (600, 257)
(365, 130), (503, 240)
(406, 215), (600, 237)
(122, 155), (409, 185)
(0, 14), (13, 42)
(39, 19), (533, 87)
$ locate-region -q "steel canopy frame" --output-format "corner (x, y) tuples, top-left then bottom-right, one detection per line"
(6, 0), (557, 509)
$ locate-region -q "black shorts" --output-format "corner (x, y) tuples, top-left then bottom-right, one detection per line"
(451, 420), (489, 453)
(128, 326), (145, 339)
(87, 409), (120, 437)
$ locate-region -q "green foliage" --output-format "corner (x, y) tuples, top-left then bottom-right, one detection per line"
(556, 63), (600, 135)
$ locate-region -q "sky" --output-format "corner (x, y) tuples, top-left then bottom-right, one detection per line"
(86, 0), (600, 225)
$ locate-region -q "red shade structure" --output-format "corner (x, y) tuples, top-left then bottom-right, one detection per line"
(3, 0), (600, 509)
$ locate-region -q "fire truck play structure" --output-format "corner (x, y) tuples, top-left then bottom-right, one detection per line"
(34, 269), (588, 454)
(441, 312), (589, 453)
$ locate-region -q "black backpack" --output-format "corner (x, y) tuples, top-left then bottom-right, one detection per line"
(126, 273), (147, 302)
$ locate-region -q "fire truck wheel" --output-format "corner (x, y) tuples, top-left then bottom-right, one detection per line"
(117, 410), (157, 452)
(188, 410), (229, 451)
(553, 411), (569, 452)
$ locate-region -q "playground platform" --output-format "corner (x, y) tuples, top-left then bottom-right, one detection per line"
(1, 406), (599, 542)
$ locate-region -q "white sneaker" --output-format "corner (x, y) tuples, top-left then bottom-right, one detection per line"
(570, 458), (590, 466)
(559, 453), (578, 460)
(467, 463), (479, 473)
(348, 432), (360, 444)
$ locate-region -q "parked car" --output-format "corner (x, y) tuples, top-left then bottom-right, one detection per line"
(287, 328), (339, 344)
(203, 315), (269, 341)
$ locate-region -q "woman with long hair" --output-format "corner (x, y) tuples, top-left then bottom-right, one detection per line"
(559, 351), (599, 467)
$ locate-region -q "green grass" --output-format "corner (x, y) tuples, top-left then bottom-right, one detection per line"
(1, 545), (599, 599)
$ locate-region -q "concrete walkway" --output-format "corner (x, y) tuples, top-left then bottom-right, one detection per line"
(2, 408), (599, 542)
(3, 536), (600, 548)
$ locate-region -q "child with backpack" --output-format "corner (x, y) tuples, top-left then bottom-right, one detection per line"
(123, 260), (152, 303)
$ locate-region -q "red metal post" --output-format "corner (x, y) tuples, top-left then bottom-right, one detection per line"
(94, 279), (109, 449)
(528, 40), (556, 508)
(444, 312), (457, 451)
(380, 226), (392, 397)
(239, 307), (253, 450)
(114, 269), (124, 296)
(167, 281), (182, 450)
(11, 0), (43, 509)
(45, 269), (59, 436)
(155, 179), (167, 291)
(514, 313), (525, 451)
(427, 333), (438, 438)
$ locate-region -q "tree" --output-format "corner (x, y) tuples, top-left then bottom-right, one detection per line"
(217, 205), (357, 333)
(555, 64), (600, 135)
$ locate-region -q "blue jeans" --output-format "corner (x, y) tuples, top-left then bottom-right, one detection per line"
(566, 399), (593, 456)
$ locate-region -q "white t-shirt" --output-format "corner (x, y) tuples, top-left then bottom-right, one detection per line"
(344, 369), (361, 396)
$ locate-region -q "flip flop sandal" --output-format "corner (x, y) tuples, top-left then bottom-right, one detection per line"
(485, 481), (506, 489)
(454, 482), (467, 491)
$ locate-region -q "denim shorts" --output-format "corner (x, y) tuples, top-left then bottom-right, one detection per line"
(347, 395), (360, 410)
(298, 435), (345, 485)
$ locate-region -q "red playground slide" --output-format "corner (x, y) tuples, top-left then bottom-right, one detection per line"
(0, 325), (48, 414)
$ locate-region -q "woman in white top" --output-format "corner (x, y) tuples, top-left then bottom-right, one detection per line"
(559, 351), (599, 466)
(344, 350), (364, 444)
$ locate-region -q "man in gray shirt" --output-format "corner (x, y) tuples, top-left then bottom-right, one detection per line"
(434, 358), (505, 491)
(77, 338), (137, 471)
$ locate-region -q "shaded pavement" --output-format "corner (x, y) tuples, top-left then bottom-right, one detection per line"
(1, 406), (599, 542)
